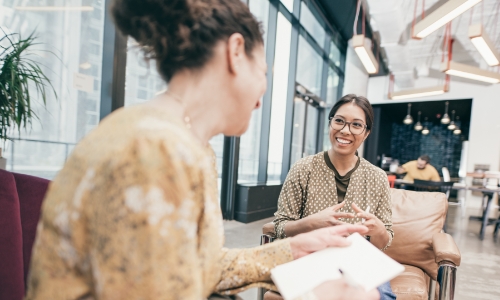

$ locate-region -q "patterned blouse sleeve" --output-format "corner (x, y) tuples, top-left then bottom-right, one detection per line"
(85, 137), (208, 299)
(375, 169), (394, 251)
(273, 158), (311, 239)
(215, 240), (294, 295)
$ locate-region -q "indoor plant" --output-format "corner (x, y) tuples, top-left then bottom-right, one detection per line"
(0, 29), (56, 169)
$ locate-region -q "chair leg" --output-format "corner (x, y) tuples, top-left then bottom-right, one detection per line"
(438, 264), (457, 300)
(257, 288), (265, 300)
(428, 279), (437, 300)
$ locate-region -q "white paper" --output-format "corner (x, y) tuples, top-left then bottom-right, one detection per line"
(270, 233), (404, 300)
(73, 72), (94, 93)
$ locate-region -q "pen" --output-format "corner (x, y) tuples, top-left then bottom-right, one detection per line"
(338, 268), (360, 289)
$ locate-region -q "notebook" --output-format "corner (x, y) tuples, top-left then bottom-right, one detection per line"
(270, 233), (404, 300)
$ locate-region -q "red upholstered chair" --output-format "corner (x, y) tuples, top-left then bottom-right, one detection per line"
(0, 169), (49, 300)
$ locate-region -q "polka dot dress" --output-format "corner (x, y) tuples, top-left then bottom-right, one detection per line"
(273, 152), (394, 251)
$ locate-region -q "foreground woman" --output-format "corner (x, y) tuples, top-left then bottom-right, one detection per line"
(273, 94), (396, 299)
(25, 1), (377, 300)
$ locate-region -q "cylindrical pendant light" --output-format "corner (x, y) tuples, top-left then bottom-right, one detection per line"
(453, 116), (461, 135)
(422, 117), (430, 135)
(414, 111), (423, 131)
(441, 101), (450, 124)
(403, 103), (414, 125)
(447, 110), (456, 130)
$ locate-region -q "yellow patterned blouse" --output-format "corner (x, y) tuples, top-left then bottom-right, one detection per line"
(273, 153), (394, 251)
(25, 105), (298, 300)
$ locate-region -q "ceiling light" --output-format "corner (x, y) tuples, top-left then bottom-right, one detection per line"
(469, 24), (500, 66)
(453, 127), (462, 135)
(403, 103), (413, 125)
(422, 117), (430, 135)
(352, 34), (379, 74)
(413, 0), (481, 39)
(389, 86), (446, 100)
(15, 6), (94, 11)
(441, 61), (500, 84)
(447, 110), (456, 130)
(441, 101), (450, 124)
(414, 111), (423, 131)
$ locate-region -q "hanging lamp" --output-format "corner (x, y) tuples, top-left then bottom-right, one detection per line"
(441, 101), (451, 124)
(422, 117), (430, 135)
(448, 110), (457, 130)
(453, 116), (462, 134)
(412, 0), (482, 39)
(414, 111), (423, 131)
(403, 103), (414, 124)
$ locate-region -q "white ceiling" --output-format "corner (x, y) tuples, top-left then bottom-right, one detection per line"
(367, 0), (500, 88)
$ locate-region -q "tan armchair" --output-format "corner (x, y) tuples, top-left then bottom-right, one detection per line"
(259, 189), (461, 300)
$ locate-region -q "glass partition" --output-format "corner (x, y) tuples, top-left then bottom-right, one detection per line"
(267, 12), (292, 182)
(0, 1), (105, 179)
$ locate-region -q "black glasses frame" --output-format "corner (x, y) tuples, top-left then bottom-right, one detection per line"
(329, 117), (368, 135)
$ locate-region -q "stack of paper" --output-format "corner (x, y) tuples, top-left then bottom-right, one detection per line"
(271, 233), (404, 300)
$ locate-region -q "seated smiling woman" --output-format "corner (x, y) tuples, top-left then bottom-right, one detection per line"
(273, 94), (396, 300)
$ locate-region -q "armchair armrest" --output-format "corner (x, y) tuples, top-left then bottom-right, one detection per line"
(262, 222), (276, 237)
(432, 232), (461, 266)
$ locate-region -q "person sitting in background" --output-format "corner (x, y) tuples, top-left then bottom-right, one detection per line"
(397, 155), (441, 182)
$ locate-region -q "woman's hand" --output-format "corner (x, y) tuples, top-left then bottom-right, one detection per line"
(305, 202), (355, 230)
(313, 279), (380, 300)
(351, 203), (389, 250)
(289, 224), (368, 259)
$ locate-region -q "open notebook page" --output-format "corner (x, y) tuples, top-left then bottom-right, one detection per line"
(271, 233), (404, 300)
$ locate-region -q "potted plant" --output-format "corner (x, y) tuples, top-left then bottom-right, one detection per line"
(0, 29), (56, 169)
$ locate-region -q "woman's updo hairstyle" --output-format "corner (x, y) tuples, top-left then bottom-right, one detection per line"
(111, 0), (263, 82)
(328, 94), (374, 131)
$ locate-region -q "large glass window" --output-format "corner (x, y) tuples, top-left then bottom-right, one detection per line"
(281, 0), (294, 12)
(249, 0), (269, 48)
(1, 1), (105, 179)
(296, 36), (323, 96)
(300, 1), (325, 47)
(329, 41), (341, 67)
(267, 13), (292, 182)
(238, 0), (270, 183)
(124, 39), (166, 107)
(326, 67), (340, 105)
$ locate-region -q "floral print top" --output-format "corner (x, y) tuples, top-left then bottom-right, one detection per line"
(273, 153), (394, 251)
(25, 105), (297, 300)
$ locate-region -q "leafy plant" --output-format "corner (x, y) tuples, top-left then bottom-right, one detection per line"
(0, 29), (56, 142)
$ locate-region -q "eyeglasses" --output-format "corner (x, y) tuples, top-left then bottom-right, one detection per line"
(329, 117), (367, 135)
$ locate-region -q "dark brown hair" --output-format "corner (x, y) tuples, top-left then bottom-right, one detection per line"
(419, 155), (431, 164)
(111, 0), (264, 82)
(328, 94), (374, 131)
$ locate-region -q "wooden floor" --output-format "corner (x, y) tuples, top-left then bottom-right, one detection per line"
(224, 205), (500, 300)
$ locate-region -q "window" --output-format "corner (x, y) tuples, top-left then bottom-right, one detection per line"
(296, 36), (323, 96)
(238, 0), (270, 183)
(300, 2), (325, 47)
(1, 1), (106, 179)
(124, 39), (166, 107)
(326, 67), (339, 105)
(281, 0), (294, 12)
(249, 0), (270, 48)
(330, 40), (342, 69)
(267, 13), (292, 182)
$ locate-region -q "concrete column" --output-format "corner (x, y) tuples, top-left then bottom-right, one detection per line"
(342, 38), (370, 158)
